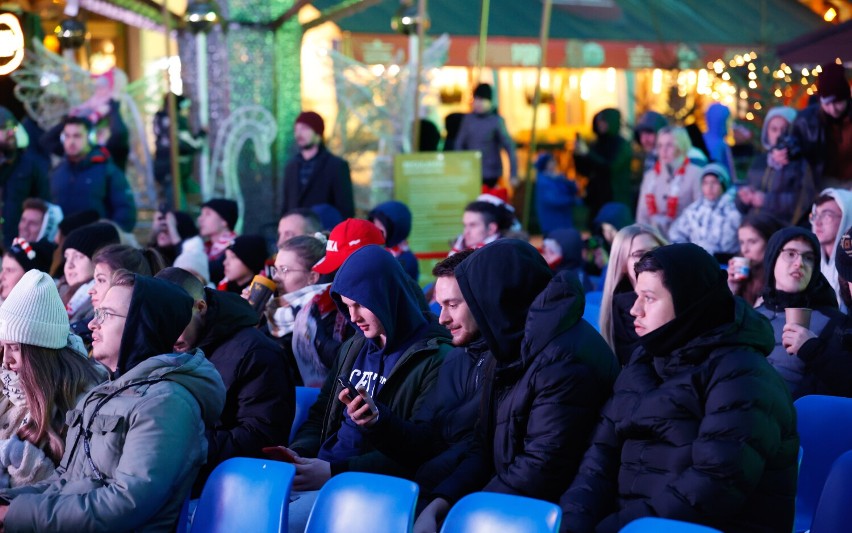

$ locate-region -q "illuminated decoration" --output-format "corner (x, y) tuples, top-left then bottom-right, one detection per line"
(55, 18), (86, 50)
(391, 2), (429, 35)
(185, 1), (220, 34)
(0, 13), (24, 75)
(207, 105), (278, 234)
(79, 0), (167, 33)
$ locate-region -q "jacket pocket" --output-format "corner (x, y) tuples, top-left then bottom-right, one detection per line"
(87, 414), (127, 480)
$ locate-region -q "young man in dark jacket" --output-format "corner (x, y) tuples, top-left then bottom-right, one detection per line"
(156, 267), (295, 495)
(285, 245), (452, 531)
(415, 240), (620, 532)
(560, 243), (798, 533)
(342, 250), (487, 502)
(281, 111), (354, 218)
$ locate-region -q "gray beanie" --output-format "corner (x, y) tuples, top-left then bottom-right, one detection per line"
(0, 270), (69, 349)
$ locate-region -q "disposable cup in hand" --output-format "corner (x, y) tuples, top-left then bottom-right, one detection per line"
(247, 275), (277, 313)
(731, 257), (750, 280)
(785, 307), (812, 329)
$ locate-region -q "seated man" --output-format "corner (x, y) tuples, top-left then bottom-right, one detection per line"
(560, 243), (798, 533)
(156, 266), (295, 494)
(413, 240), (620, 531)
(0, 271), (226, 530)
(449, 198), (515, 254)
(285, 245), (453, 530)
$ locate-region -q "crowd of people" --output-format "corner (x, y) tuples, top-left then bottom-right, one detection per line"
(0, 61), (846, 532)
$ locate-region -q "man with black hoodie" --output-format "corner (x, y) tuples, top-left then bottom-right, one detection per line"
(0, 271), (226, 530)
(155, 267), (295, 494)
(560, 243), (798, 533)
(415, 240), (620, 532)
(284, 245), (452, 531)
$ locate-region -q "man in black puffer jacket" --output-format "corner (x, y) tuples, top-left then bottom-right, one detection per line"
(560, 243), (798, 533)
(415, 239), (620, 532)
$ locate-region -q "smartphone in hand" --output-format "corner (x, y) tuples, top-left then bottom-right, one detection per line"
(337, 376), (361, 399)
(262, 446), (297, 463)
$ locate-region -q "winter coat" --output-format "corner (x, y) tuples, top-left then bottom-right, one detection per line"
(363, 341), (490, 497)
(610, 281), (640, 366)
(192, 289), (295, 493)
(0, 148), (50, 247)
(0, 399), (55, 489)
(289, 245), (451, 476)
(455, 112), (518, 180)
(0, 351), (226, 532)
(49, 147), (136, 232)
(575, 108), (633, 213)
(795, 313), (852, 398)
(536, 173), (578, 234)
(740, 156), (815, 225)
(282, 144), (354, 219)
(560, 299), (799, 533)
(431, 242), (620, 504)
(668, 193), (741, 256)
(793, 102), (852, 188)
(636, 158), (703, 235)
(369, 201), (419, 281)
(702, 103), (733, 175)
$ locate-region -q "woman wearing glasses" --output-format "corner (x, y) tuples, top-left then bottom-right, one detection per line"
(599, 224), (668, 366)
(755, 227), (843, 398)
(0, 271), (102, 488)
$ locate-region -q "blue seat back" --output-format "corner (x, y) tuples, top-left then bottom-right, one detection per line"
(305, 472), (419, 533)
(811, 450), (852, 533)
(290, 386), (321, 444)
(794, 395), (852, 532)
(583, 291), (602, 331)
(439, 492), (561, 533)
(190, 457), (295, 533)
(619, 517), (722, 532)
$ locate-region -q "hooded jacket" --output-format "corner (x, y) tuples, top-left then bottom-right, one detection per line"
(757, 227), (842, 397)
(193, 288), (295, 493)
(289, 245), (451, 476)
(0, 276), (226, 531)
(561, 244), (798, 533)
(50, 146), (137, 233)
(793, 99), (852, 186)
(369, 200), (419, 281)
(431, 240), (619, 504)
(812, 188), (852, 311)
(545, 228), (593, 292)
(702, 103), (732, 174)
(575, 108), (633, 214)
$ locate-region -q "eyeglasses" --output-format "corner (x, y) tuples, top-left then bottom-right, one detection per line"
(779, 248), (816, 266)
(810, 210), (841, 224)
(271, 265), (308, 276)
(92, 308), (127, 325)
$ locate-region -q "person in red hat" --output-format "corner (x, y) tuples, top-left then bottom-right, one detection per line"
(792, 62), (851, 189)
(281, 111), (354, 219)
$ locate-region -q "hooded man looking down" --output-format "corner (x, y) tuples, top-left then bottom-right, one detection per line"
(0, 272), (226, 531)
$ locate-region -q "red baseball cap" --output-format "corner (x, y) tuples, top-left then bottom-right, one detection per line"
(313, 218), (385, 274)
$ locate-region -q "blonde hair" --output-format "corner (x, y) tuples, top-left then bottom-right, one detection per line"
(656, 126), (692, 159)
(599, 224), (668, 352)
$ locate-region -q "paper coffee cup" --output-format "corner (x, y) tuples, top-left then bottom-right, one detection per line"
(247, 275), (277, 313)
(785, 307), (812, 329)
(731, 257), (750, 280)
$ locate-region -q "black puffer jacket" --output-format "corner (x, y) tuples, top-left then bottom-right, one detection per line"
(432, 240), (620, 503)
(193, 288), (295, 493)
(560, 299), (799, 533)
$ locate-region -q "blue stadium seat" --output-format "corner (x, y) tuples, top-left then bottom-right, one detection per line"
(439, 492), (561, 533)
(811, 450), (852, 533)
(304, 472), (419, 533)
(583, 291), (603, 331)
(290, 386), (321, 444)
(794, 395), (852, 532)
(619, 517), (722, 532)
(190, 457), (295, 533)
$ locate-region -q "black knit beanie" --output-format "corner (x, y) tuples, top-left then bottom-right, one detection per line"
(7, 238), (56, 272)
(62, 222), (121, 259)
(202, 199), (239, 231)
(227, 235), (268, 274)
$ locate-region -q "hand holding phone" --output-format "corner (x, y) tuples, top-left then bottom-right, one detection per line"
(262, 446), (298, 463)
(337, 376), (361, 399)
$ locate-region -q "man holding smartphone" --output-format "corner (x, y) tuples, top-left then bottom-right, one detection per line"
(283, 245), (453, 531)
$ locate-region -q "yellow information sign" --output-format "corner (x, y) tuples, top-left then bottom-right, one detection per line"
(394, 151), (481, 254)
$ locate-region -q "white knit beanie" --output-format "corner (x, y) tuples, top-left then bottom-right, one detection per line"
(0, 270), (69, 349)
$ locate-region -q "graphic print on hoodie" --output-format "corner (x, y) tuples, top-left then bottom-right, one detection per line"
(318, 245), (431, 462)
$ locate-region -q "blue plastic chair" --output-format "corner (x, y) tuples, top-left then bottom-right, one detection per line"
(304, 472), (419, 533)
(583, 291), (603, 331)
(190, 457), (295, 533)
(290, 386), (321, 443)
(619, 517), (722, 532)
(439, 492), (561, 533)
(811, 450), (852, 533)
(794, 395), (852, 533)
